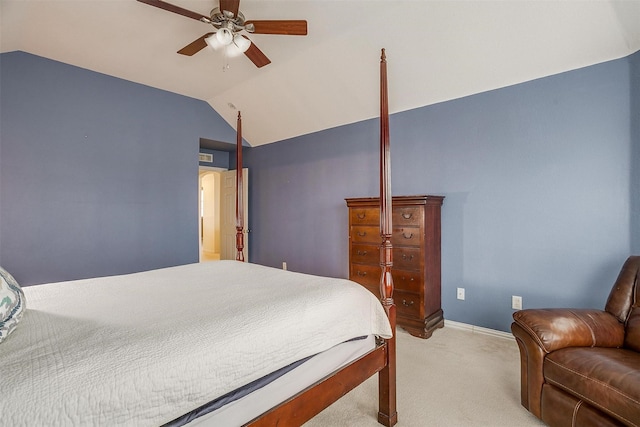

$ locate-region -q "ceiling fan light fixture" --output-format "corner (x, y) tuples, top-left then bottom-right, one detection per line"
(205, 33), (221, 50)
(233, 34), (251, 53)
(216, 27), (233, 45)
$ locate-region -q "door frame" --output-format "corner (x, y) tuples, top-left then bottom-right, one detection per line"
(198, 166), (227, 262)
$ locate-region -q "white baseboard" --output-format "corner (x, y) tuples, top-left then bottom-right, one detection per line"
(444, 320), (514, 340)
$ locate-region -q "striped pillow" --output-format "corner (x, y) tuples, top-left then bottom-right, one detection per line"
(0, 266), (26, 343)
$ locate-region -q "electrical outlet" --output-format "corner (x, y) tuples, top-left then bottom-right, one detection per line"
(456, 287), (465, 300)
(512, 295), (523, 310)
(282, 262), (287, 271)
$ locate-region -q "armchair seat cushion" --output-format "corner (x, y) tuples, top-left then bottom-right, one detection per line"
(545, 347), (640, 426)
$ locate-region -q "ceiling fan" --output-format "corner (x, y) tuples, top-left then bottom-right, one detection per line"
(137, 0), (308, 68)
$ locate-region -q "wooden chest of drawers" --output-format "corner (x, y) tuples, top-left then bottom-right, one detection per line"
(346, 195), (444, 338)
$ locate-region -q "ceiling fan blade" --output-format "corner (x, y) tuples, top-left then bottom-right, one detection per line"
(177, 33), (214, 56)
(243, 37), (271, 68)
(136, 0), (208, 21)
(219, 0), (240, 18)
(245, 20), (308, 35)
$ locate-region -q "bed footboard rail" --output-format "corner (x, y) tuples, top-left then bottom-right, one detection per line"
(244, 341), (390, 427)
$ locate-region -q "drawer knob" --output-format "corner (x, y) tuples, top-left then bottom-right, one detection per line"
(357, 250), (368, 256)
(357, 212), (366, 219)
(401, 276), (415, 282)
(402, 254), (414, 261)
(357, 231), (367, 237)
(402, 212), (413, 219)
(402, 299), (414, 307)
(402, 232), (413, 239)
(357, 271), (367, 277)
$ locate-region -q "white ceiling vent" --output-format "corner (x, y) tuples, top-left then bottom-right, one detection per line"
(199, 153), (214, 163)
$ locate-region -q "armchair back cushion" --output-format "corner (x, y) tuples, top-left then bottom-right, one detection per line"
(605, 256), (639, 324)
(606, 256), (640, 352)
(626, 308), (640, 352)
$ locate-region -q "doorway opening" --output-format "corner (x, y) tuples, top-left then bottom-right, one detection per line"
(199, 168), (223, 262)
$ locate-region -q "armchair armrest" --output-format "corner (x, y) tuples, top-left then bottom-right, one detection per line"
(513, 308), (625, 353)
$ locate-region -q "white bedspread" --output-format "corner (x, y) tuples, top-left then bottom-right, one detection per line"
(0, 261), (392, 426)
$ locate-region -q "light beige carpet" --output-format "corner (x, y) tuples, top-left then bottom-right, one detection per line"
(305, 326), (546, 426)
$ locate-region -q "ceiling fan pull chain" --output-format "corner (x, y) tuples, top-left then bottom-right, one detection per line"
(222, 46), (230, 72)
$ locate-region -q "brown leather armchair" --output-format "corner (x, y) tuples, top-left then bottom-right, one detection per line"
(511, 256), (640, 427)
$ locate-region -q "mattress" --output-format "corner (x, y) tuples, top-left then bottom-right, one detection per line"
(176, 335), (377, 426)
(0, 261), (392, 426)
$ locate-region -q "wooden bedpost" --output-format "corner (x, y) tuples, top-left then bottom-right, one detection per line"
(378, 48), (398, 427)
(244, 51), (398, 427)
(236, 111), (245, 262)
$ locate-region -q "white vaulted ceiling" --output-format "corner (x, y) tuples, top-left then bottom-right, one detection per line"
(2, 0), (639, 146)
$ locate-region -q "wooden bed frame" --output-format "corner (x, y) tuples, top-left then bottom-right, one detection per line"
(234, 49), (398, 427)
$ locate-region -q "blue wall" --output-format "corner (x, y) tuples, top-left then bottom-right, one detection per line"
(1, 50), (637, 332)
(0, 52), (237, 285)
(246, 51), (638, 332)
(631, 51), (640, 256)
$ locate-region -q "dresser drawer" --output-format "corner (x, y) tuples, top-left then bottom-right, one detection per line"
(351, 265), (422, 295)
(355, 285), (421, 320)
(351, 225), (380, 244)
(359, 225), (423, 246)
(350, 244), (379, 265)
(350, 208), (379, 226)
(392, 269), (422, 294)
(393, 206), (423, 227)
(393, 247), (422, 271)
(350, 263), (380, 288)
(396, 290), (421, 319)
(352, 245), (422, 271)
(391, 226), (422, 247)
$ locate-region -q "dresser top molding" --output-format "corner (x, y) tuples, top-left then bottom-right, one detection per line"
(345, 195), (445, 207)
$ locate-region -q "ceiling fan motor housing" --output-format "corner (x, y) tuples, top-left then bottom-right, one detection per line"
(208, 8), (251, 33)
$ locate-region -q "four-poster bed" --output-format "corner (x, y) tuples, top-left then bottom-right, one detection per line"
(0, 50), (397, 426)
